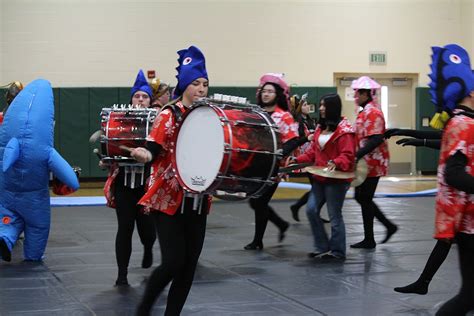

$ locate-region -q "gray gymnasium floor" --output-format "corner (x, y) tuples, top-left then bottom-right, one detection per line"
(0, 196), (471, 315)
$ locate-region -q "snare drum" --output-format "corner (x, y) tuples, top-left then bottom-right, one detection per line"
(171, 99), (282, 199)
(100, 107), (157, 162)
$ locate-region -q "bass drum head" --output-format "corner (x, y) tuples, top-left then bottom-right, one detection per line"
(175, 106), (224, 192)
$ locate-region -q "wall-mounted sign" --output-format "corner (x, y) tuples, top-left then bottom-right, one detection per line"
(369, 52), (387, 65)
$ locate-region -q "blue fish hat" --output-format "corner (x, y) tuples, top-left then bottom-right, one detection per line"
(173, 45), (208, 99)
(130, 69), (153, 99)
(428, 44), (474, 129)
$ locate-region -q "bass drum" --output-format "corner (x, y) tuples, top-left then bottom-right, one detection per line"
(172, 99), (282, 200)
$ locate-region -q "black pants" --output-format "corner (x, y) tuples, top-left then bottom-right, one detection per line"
(114, 182), (156, 276)
(249, 182), (288, 244)
(436, 233), (474, 316)
(419, 239), (452, 282)
(137, 198), (208, 316)
(354, 177), (395, 242)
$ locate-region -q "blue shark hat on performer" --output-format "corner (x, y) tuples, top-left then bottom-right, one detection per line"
(130, 69), (153, 99)
(173, 45), (208, 99)
(428, 44), (474, 129)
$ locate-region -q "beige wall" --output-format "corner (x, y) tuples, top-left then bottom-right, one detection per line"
(1, 0), (473, 87)
(461, 0), (474, 53)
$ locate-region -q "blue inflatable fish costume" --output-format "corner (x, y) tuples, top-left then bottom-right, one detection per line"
(428, 44), (474, 129)
(0, 79), (79, 262)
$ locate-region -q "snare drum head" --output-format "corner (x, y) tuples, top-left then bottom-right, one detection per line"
(175, 106), (224, 192)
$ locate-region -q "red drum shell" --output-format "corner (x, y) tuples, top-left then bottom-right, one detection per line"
(100, 108), (156, 162)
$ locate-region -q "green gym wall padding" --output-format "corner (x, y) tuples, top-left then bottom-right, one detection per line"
(58, 88), (90, 176)
(2, 85), (347, 179)
(415, 87), (440, 174)
(89, 88), (119, 177)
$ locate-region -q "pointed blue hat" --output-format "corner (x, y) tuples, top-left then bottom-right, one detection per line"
(173, 46), (208, 99)
(428, 44), (474, 112)
(130, 69), (153, 99)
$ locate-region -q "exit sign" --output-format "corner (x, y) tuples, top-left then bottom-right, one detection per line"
(369, 52), (387, 65)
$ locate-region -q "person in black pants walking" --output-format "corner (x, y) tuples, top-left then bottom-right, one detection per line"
(244, 74), (300, 250)
(419, 43), (474, 315)
(102, 70), (156, 286)
(132, 45), (211, 316)
(385, 127), (448, 295)
(350, 76), (397, 249)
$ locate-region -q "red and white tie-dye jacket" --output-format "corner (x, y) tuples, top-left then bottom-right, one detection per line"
(355, 102), (390, 177)
(434, 112), (474, 239)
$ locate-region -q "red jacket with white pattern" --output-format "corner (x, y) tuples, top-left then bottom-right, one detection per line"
(295, 117), (356, 183)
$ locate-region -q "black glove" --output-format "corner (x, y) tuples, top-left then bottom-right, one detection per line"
(395, 138), (423, 147)
(384, 128), (403, 139)
(396, 138), (441, 149)
(385, 128), (442, 140)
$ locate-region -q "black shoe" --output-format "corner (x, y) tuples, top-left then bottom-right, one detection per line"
(244, 241), (263, 250)
(290, 204), (300, 222)
(141, 249), (153, 269)
(115, 275), (129, 287)
(279, 222), (290, 243)
(350, 240), (376, 249)
(394, 280), (428, 295)
(381, 224), (398, 244)
(0, 239), (11, 262)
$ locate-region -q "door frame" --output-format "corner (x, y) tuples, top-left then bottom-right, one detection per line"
(333, 72), (419, 175)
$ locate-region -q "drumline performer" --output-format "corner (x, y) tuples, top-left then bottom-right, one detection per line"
(132, 45), (211, 315)
(383, 127), (446, 295)
(150, 77), (171, 109)
(288, 93), (319, 222)
(419, 44), (474, 315)
(350, 76), (398, 249)
(244, 73), (300, 250)
(293, 93), (356, 260)
(101, 69), (157, 287)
